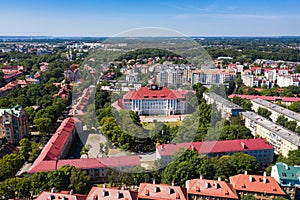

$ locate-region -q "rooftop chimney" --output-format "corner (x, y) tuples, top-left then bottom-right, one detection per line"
(153, 179), (156, 184)
(263, 171), (267, 177)
(249, 175), (253, 182)
(51, 188), (55, 193)
(200, 174), (203, 180)
(263, 176), (267, 184)
(69, 189), (74, 195)
(244, 171), (247, 175)
(218, 177), (221, 181)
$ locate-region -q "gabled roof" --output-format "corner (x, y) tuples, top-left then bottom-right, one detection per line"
(138, 183), (187, 200)
(156, 138), (273, 157)
(87, 187), (138, 200)
(228, 94), (300, 103)
(35, 191), (87, 200)
(186, 179), (238, 199)
(274, 162), (300, 182)
(229, 174), (286, 195)
(123, 87), (186, 100)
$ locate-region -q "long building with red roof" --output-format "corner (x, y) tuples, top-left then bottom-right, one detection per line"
(28, 117), (141, 183)
(116, 85), (189, 116)
(156, 138), (274, 165)
(228, 94), (300, 106)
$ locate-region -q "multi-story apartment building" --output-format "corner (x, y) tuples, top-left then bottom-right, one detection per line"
(192, 68), (236, 85)
(251, 98), (300, 126)
(203, 92), (244, 119)
(241, 111), (300, 157)
(0, 105), (29, 144)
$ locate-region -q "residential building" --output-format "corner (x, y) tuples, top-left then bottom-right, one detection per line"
(203, 92), (244, 119)
(116, 83), (189, 116)
(192, 68), (236, 85)
(277, 74), (300, 87)
(271, 162), (300, 200)
(241, 111), (300, 157)
(35, 191), (87, 200)
(87, 186), (138, 200)
(64, 64), (80, 81)
(228, 94), (300, 106)
(156, 138), (274, 165)
(0, 105), (29, 144)
(251, 98), (300, 126)
(186, 178), (239, 200)
(230, 174), (286, 199)
(155, 66), (185, 88)
(138, 183), (187, 200)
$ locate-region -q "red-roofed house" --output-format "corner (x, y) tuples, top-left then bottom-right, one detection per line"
(156, 139), (274, 165)
(87, 186), (138, 200)
(186, 178), (238, 199)
(35, 191), (87, 200)
(116, 85), (188, 115)
(138, 183), (187, 200)
(230, 174), (286, 199)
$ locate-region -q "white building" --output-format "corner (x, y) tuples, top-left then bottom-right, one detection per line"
(251, 98), (300, 127)
(117, 85), (189, 115)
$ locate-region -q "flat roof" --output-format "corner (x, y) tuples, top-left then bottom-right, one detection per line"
(204, 92), (244, 110)
(242, 111), (300, 146)
(251, 98), (300, 122)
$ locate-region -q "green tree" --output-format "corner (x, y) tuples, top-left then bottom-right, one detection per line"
(19, 138), (31, 161)
(31, 172), (49, 195)
(220, 125), (253, 140)
(0, 153), (23, 180)
(289, 101), (300, 113)
(47, 170), (68, 191)
(240, 195), (256, 200)
(33, 117), (53, 134)
(276, 115), (288, 127)
(257, 107), (272, 120)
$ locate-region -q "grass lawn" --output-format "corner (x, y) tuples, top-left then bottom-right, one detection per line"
(142, 121), (181, 130)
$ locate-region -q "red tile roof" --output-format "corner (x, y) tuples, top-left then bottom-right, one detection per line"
(138, 183), (187, 200)
(123, 87), (186, 100)
(87, 187), (138, 200)
(157, 139), (273, 157)
(228, 94), (300, 103)
(35, 191), (87, 200)
(229, 174), (286, 196)
(186, 179), (238, 199)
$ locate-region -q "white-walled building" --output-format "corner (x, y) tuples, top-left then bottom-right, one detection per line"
(117, 85), (189, 116)
(251, 98), (300, 126)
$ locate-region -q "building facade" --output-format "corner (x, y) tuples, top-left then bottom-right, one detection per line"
(241, 111), (300, 157)
(156, 138), (274, 166)
(118, 85), (189, 116)
(0, 105), (29, 144)
(192, 68), (237, 85)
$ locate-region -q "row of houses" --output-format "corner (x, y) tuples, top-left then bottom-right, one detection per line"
(36, 173), (287, 200)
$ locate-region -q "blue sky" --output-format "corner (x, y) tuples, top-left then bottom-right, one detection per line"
(1, 0), (300, 36)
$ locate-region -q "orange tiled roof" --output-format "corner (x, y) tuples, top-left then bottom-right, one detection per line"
(186, 179), (238, 199)
(87, 187), (138, 200)
(138, 183), (187, 200)
(229, 174), (286, 196)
